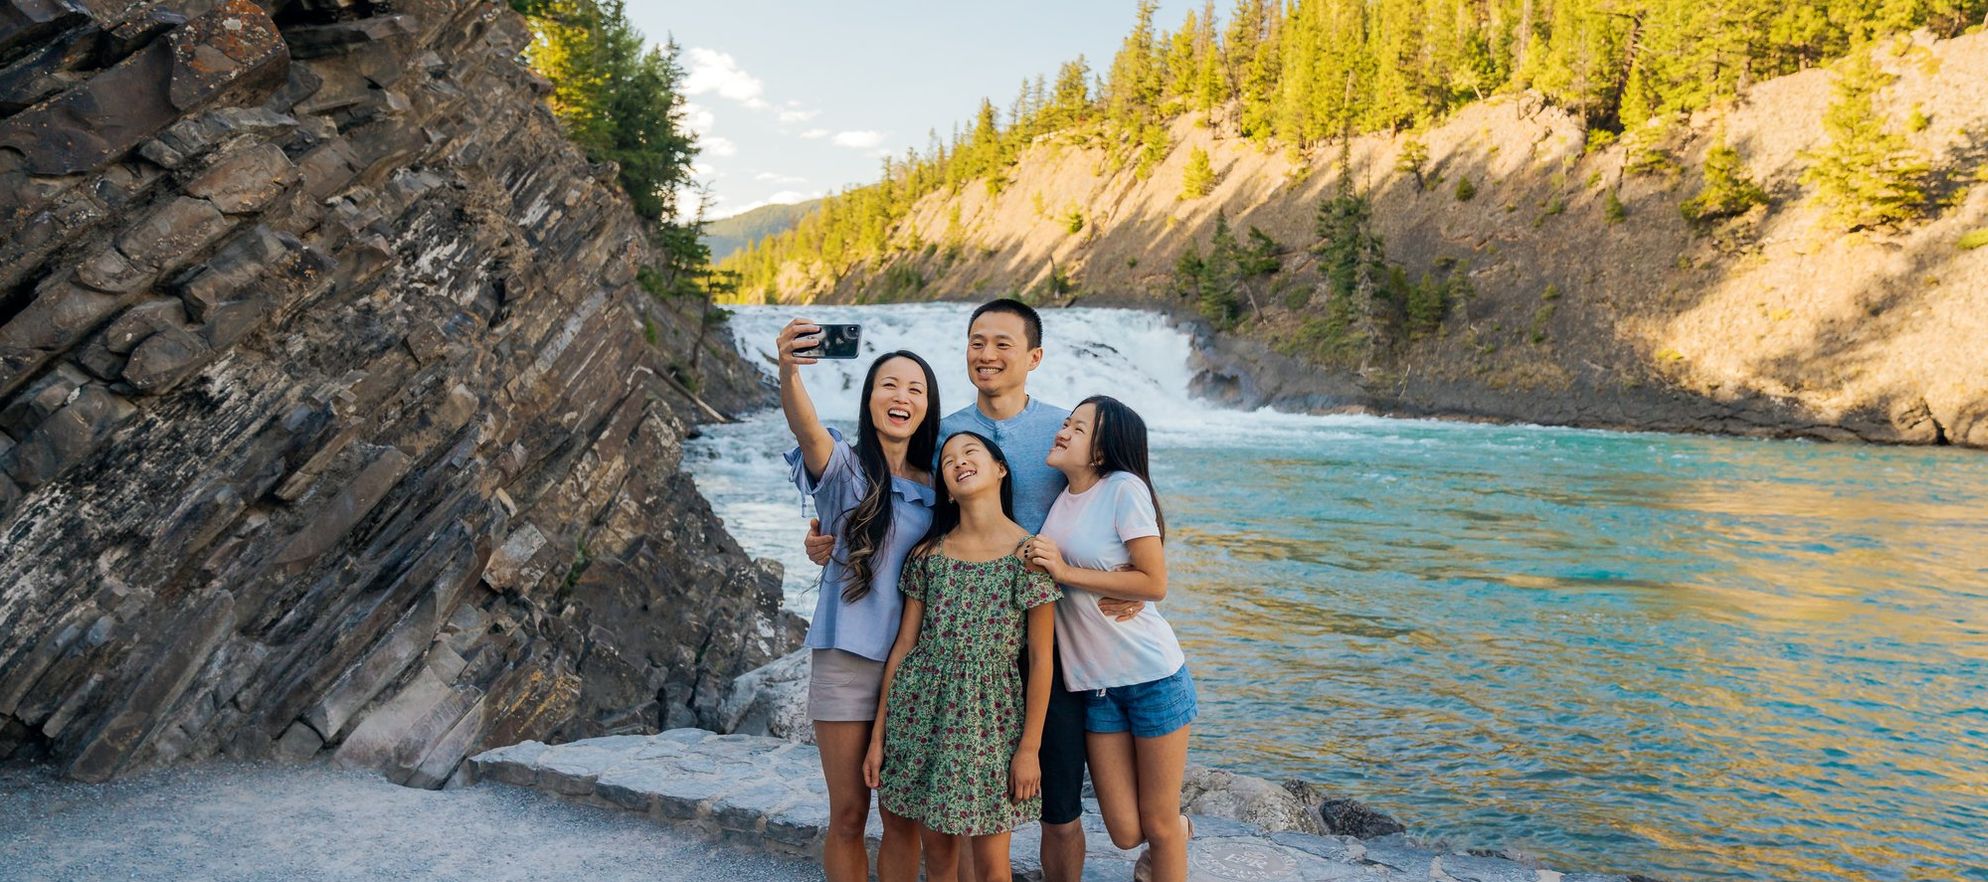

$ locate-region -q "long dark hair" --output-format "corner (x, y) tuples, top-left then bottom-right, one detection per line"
(912, 431), (1015, 557)
(1076, 395), (1166, 540)
(835, 350), (941, 601)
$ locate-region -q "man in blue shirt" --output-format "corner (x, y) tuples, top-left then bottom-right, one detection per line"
(805, 298), (1138, 882)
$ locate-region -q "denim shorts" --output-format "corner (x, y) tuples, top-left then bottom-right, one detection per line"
(1084, 665), (1197, 738)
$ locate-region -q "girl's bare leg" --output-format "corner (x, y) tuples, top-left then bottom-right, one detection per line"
(878, 806), (921, 882)
(920, 824), (962, 882)
(1085, 731), (1145, 850)
(1134, 726), (1192, 882)
(969, 830), (1014, 882)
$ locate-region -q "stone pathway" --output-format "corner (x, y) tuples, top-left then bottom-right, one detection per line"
(471, 730), (1633, 882)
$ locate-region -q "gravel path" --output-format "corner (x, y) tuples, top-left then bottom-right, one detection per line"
(0, 761), (820, 882)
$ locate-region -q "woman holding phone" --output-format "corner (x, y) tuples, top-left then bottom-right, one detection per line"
(776, 318), (937, 882)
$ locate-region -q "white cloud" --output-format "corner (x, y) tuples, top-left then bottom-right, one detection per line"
(692, 162), (717, 176)
(831, 130), (885, 149)
(799, 128), (830, 140)
(754, 171), (808, 185)
(683, 48), (765, 106)
(702, 136), (738, 157)
(681, 102), (715, 135)
(777, 107), (819, 124)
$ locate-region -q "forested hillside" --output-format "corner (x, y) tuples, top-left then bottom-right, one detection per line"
(703, 200), (821, 261)
(719, 0), (1988, 447)
(722, 0), (1987, 291)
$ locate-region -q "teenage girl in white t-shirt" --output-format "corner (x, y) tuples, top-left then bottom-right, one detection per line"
(1023, 395), (1195, 882)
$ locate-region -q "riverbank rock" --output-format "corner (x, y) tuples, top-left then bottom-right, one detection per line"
(1181, 764), (1327, 835)
(0, 0), (801, 787)
(717, 648), (812, 743)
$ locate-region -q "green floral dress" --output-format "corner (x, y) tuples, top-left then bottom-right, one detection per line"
(878, 545), (1062, 836)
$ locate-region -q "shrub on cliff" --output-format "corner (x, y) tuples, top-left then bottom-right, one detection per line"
(1680, 138), (1768, 227)
(1800, 46), (1931, 230)
(1454, 175), (1477, 202)
(1173, 213), (1282, 330)
(1182, 146), (1218, 199)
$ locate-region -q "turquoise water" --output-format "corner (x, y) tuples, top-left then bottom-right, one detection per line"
(689, 305), (1988, 882)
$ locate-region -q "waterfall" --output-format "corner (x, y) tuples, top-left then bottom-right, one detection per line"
(717, 302), (1213, 425)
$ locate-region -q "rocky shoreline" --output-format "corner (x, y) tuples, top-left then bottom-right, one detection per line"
(469, 726), (1651, 882)
(713, 647), (1663, 879)
(1182, 320), (1950, 447)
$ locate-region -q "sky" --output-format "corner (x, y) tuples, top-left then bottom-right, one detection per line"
(624, 1), (1195, 219)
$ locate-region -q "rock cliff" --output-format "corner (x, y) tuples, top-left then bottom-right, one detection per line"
(0, 0), (803, 786)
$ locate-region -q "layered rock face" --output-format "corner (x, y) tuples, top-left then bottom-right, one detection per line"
(0, 0), (803, 786)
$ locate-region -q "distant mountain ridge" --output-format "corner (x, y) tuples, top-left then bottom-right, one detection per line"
(702, 200), (820, 262)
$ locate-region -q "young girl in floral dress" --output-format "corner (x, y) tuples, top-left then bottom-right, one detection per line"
(865, 431), (1060, 882)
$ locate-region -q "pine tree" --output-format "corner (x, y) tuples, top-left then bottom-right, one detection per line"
(1799, 46), (1930, 229)
(1312, 182), (1390, 364)
(1199, 213), (1247, 327)
(1047, 57), (1094, 133)
(1182, 146), (1218, 198)
(1680, 136), (1768, 225)
(1108, 0), (1166, 131)
(1397, 134), (1430, 190)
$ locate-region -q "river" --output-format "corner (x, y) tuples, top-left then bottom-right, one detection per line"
(683, 303), (1988, 882)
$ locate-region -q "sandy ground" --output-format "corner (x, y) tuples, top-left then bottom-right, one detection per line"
(0, 761), (819, 882)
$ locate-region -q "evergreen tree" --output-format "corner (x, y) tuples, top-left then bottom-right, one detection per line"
(1312, 183), (1390, 363)
(1108, 0), (1166, 131)
(1198, 214), (1247, 328)
(1182, 146), (1218, 198)
(1800, 46), (1930, 229)
(1193, 0), (1228, 116)
(1680, 136), (1768, 225)
(1046, 57), (1095, 133)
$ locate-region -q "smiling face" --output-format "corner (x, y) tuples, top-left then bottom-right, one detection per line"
(938, 433), (1007, 500)
(1046, 402), (1099, 474)
(867, 356), (929, 443)
(966, 310), (1042, 397)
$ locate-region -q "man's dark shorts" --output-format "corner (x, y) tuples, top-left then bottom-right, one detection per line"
(1036, 643), (1088, 826)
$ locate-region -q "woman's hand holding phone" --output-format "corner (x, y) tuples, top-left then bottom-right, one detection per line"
(776, 319), (822, 368)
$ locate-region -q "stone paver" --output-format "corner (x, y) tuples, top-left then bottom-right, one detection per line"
(470, 730), (1627, 882)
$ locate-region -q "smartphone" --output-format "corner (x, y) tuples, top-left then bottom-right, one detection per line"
(798, 323), (862, 359)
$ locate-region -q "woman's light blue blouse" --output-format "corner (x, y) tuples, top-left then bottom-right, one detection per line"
(786, 428), (936, 661)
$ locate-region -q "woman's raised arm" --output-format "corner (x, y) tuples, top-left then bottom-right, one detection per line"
(776, 318), (836, 479)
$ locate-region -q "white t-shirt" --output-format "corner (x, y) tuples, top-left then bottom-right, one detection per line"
(1040, 471), (1185, 691)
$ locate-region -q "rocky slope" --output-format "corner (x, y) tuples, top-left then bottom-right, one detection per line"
(772, 31), (1988, 448)
(0, 0), (802, 786)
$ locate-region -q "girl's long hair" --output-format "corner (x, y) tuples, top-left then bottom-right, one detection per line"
(1076, 395), (1166, 540)
(912, 431), (1016, 557)
(834, 350), (941, 602)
